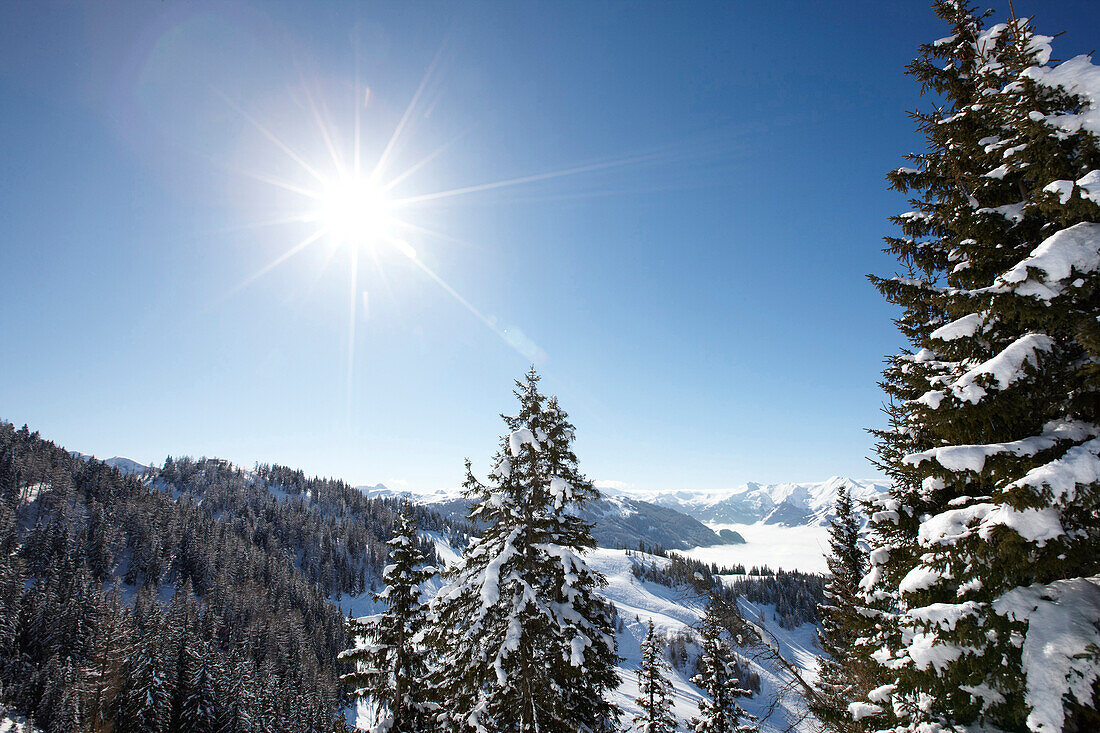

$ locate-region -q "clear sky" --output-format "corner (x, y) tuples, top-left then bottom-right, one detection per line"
(3, 1), (1098, 492)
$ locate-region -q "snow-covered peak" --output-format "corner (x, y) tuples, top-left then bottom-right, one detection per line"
(69, 452), (150, 475)
(358, 477), (888, 529)
(619, 477), (890, 527)
(357, 484), (733, 550)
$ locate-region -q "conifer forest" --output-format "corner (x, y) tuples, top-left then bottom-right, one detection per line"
(1, 1), (1098, 732)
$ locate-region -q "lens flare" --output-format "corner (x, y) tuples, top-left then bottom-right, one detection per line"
(223, 46), (657, 423)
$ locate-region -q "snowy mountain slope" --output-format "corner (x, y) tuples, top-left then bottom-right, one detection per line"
(589, 548), (819, 732)
(345, 538), (820, 733)
(619, 476), (889, 527)
(343, 539), (820, 732)
(359, 485), (732, 550)
(69, 452), (150, 474)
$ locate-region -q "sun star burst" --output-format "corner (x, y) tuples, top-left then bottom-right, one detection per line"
(225, 52), (651, 424)
(315, 176), (394, 250)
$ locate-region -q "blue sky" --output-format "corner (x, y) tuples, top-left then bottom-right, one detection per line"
(3, 1), (1098, 492)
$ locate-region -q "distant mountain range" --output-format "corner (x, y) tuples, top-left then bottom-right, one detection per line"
(359, 476), (890, 548)
(68, 452), (887, 545)
(357, 486), (738, 550)
(615, 476), (890, 527)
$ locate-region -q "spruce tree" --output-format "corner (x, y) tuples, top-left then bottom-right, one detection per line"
(84, 586), (132, 731)
(217, 656), (257, 733)
(117, 596), (172, 733)
(0, 501), (24, 663)
(340, 501), (433, 732)
(178, 640), (218, 733)
(36, 653), (84, 733)
(633, 620), (677, 733)
(117, 641), (171, 733)
(255, 681), (282, 733)
(689, 601), (754, 733)
(864, 3), (1100, 731)
(811, 485), (870, 732)
(426, 368), (620, 732)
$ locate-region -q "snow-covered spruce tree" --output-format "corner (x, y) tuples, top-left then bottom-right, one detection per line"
(426, 368), (620, 732)
(116, 598), (171, 733)
(340, 500), (434, 732)
(633, 620), (677, 733)
(117, 649), (171, 733)
(863, 3), (1100, 731)
(177, 638), (218, 733)
(811, 485), (870, 732)
(690, 600), (754, 733)
(84, 586), (132, 731)
(217, 656), (257, 733)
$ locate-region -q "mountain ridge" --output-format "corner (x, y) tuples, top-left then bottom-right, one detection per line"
(609, 476), (889, 527)
(64, 452), (886, 533)
(357, 485), (735, 550)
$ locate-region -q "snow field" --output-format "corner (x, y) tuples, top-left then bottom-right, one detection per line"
(586, 548), (820, 732)
(673, 522), (832, 574)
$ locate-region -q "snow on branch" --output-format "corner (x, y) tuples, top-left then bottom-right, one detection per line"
(907, 601), (982, 631)
(1006, 435), (1100, 504)
(904, 420), (1098, 473)
(508, 428), (540, 457)
(929, 312), (985, 342)
(917, 501), (1066, 548)
(1023, 54), (1100, 136)
(996, 223), (1100, 301)
(1044, 170), (1100, 206)
(913, 333), (1052, 409)
(993, 576), (1100, 733)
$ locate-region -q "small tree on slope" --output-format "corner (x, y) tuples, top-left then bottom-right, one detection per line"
(690, 600), (755, 733)
(341, 501), (433, 732)
(633, 620), (677, 733)
(811, 485), (870, 733)
(864, 2), (1100, 731)
(426, 368), (621, 732)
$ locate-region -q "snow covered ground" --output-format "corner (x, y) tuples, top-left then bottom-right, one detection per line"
(344, 544), (820, 732)
(590, 548), (819, 732)
(587, 548), (709, 725)
(0, 711), (38, 733)
(673, 522), (832, 574)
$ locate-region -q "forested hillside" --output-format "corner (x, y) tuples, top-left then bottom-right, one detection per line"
(0, 420), (464, 732)
(627, 550), (825, 630)
(0, 408), (831, 733)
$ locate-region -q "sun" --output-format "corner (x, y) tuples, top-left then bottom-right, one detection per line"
(228, 60), (646, 419)
(316, 176), (393, 248)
